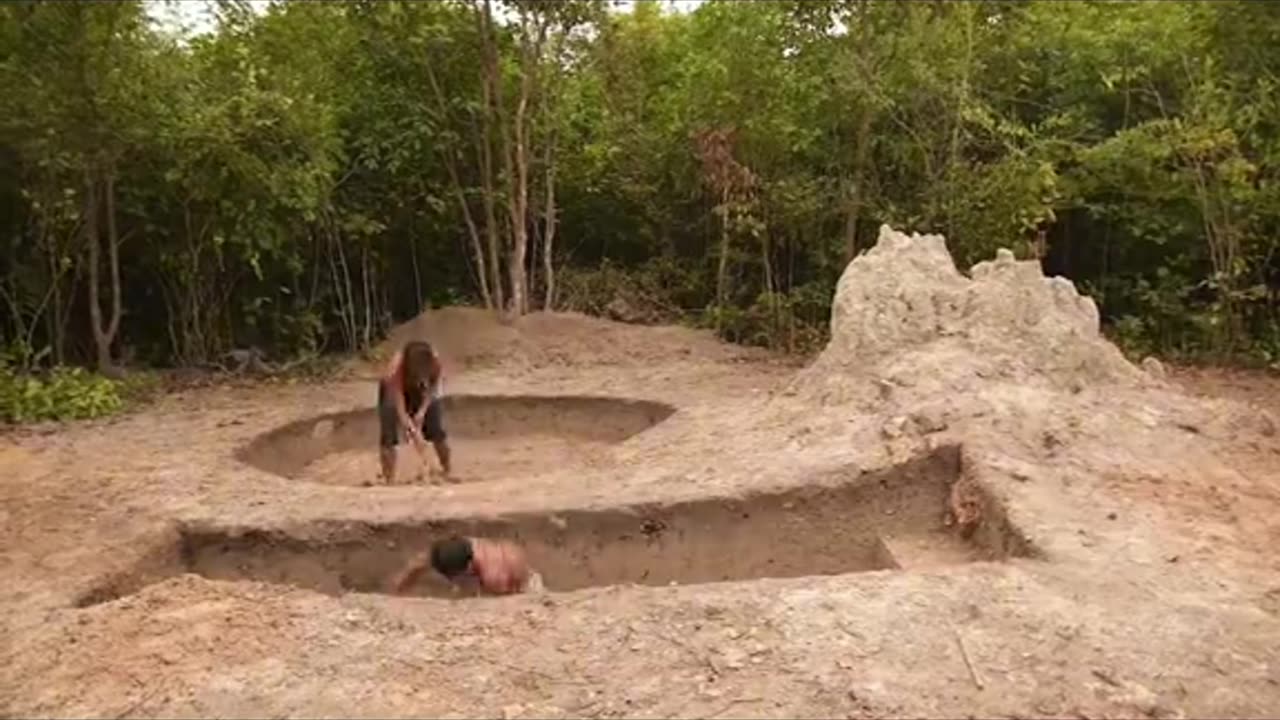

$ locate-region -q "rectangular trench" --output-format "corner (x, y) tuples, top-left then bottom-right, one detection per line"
(77, 445), (1036, 605)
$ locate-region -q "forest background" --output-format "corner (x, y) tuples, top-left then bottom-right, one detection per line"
(2, 0), (1277, 419)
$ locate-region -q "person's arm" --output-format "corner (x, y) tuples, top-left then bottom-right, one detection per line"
(396, 389), (420, 443)
(425, 356), (444, 400)
(388, 551), (430, 594)
(411, 398), (428, 430)
(412, 369), (433, 427)
(383, 351), (420, 441)
(413, 358), (443, 427)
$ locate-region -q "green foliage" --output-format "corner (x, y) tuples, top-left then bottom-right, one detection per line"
(0, 365), (123, 423)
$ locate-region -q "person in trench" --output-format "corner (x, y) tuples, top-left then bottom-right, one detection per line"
(389, 536), (545, 596)
(378, 340), (451, 482)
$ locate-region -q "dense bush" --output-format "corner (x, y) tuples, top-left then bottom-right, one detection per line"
(0, 365), (123, 423)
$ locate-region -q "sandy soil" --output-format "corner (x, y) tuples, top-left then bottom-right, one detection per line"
(299, 434), (619, 487)
(3, 232), (1280, 719)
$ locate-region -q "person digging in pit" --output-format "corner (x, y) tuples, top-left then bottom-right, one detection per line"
(378, 340), (451, 483)
(389, 536), (544, 596)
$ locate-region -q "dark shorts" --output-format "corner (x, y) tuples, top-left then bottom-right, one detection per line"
(378, 384), (446, 448)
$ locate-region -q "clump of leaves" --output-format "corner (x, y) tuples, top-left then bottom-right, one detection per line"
(117, 370), (164, 406)
(0, 366), (124, 423)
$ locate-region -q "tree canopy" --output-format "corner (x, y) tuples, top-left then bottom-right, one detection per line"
(1, 0), (1278, 379)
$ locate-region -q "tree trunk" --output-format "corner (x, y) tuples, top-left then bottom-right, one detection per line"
(528, 185), (541, 309)
(104, 169), (123, 351)
(424, 48), (493, 309)
(84, 167), (115, 374)
(716, 188), (731, 312)
(501, 10), (545, 318)
(475, 0), (506, 313)
(327, 217), (357, 352)
(447, 160), (493, 309)
(361, 243), (373, 350)
(38, 207), (67, 365)
(409, 222), (423, 307)
(761, 213), (777, 344)
(844, 106), (874, 262)
(50, 257), (64, 365)
(543, 125), (558, 311)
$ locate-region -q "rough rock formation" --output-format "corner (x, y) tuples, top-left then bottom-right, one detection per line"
(792, 225), (1149, 404)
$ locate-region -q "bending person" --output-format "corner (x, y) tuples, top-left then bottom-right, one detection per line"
(377, 340), (450, 482)
(389, 536), (542, 596)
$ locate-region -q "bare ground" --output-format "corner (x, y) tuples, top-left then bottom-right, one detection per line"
(2, 237), (1280, 719)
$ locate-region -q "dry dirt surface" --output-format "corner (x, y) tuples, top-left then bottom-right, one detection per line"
(3, 225), (1280, 719)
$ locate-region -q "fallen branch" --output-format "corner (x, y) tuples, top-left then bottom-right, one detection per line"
(954, 628), (984, 690)
(1091, 668), (1122, 688)
(114, 682), (163, 720)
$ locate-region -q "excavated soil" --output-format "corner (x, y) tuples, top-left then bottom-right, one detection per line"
(3, 226), (1280, 719)
(76, 445), (1033, 604)
(237, 394), (675, 485)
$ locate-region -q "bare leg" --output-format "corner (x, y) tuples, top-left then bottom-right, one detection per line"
(433, 439), (452, 477)
(380, 446), (397, 483)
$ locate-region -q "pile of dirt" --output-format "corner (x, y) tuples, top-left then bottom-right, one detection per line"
(791, 225), (1149, 403)
(378, 307), (773, 373)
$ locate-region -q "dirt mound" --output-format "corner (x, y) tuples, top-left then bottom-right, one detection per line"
(793, 225), (1146, 401)
(379, 307), (768, 372)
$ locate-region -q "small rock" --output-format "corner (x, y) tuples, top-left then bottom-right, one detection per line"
(1106, 512), (1117, 521)
(881, 416), (909, 439)
(1141, 356), (1166, 378)
(501, 704), (524, 719)
(1260, 411), (1277, 438)
(311, 419), (335, 439)
(548, 515), (568, 530)
(909, 408), (948, 434)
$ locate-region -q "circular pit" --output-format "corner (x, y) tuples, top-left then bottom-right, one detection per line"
(236, 394), (676, 486)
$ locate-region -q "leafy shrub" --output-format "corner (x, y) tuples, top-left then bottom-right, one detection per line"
(702, 288), (830, 355)
(556, 257), (703, 323)
(0, 365), (124, 423)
